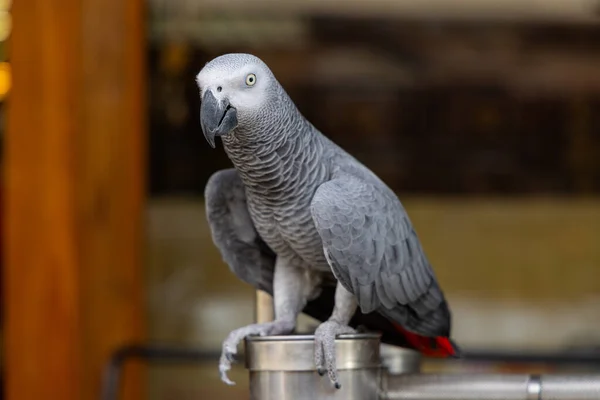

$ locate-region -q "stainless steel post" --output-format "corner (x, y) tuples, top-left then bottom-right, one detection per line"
(382, 373), (600, 400)
(245, 333), (382, 400)
(380, 344), (422, 375)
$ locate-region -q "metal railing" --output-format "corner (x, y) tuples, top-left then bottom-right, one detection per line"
(101, 338), (600, 400)
(101, 293), (600, 399)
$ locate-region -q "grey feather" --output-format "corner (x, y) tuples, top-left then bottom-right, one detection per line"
(204, 168), (275, 294)
(199, 53), (453, 341)
(310, 172), (449, 336)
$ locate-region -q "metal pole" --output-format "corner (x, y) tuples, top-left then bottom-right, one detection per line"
(381, 344), (422, 375)
(383, 373), (600, 400)
(245, 333), (383, 400)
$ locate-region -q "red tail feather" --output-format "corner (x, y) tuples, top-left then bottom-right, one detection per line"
(392, 323), (460, 358)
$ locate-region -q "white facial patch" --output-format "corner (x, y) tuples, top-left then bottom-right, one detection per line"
(196, 58), (271, 115)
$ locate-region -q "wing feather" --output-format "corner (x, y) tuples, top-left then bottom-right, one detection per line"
(311, 174), (451, 337)
(205, 168), (275, 293)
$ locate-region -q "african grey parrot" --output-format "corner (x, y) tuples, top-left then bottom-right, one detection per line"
(197, 53), (460, 389)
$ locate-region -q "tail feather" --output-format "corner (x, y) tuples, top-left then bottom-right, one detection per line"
(392, 322), (462, 358)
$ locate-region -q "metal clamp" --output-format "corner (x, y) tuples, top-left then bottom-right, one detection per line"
(527, 374), (542, 400)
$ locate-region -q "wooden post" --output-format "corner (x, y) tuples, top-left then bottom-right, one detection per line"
(255, 290), (274, 324)
(4, 0), (146, 400)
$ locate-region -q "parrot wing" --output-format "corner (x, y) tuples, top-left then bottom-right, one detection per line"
(205, 168), (276, 293)
(310, 172), (460, 356)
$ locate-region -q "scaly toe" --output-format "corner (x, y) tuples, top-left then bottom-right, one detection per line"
(222, 375), (236, 386)
(219, 362), (236, 385)
(313, 320), (356, 389)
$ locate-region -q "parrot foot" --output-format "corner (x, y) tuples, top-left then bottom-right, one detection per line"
(219, 319), (295, 385)
(314, 320), (356, 390)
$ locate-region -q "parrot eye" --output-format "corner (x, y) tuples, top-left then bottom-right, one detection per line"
(245, 73), (256, 86)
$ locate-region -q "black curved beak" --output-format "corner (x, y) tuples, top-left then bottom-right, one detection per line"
(200, 90), (238, 148)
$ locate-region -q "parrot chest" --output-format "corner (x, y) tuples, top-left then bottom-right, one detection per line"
(247, 197), (330, 272)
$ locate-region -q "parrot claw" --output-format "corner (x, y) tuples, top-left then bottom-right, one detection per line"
(314, 320), (356, 390)
(218, 320), (296, 385)
(219, 346), (237, 385)
(219, 364), (235, 386)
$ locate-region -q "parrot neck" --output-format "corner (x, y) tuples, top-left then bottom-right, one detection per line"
(221, 99), (329, 201)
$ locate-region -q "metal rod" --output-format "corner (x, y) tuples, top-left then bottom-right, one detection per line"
(461, 349), (600, 365)
(383, 373), (600, 400)
(99, 344), (219, 400)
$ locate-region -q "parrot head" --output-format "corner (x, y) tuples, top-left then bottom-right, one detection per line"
(196, 53), (277, 148)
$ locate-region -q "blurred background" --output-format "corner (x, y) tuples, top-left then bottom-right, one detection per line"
(4, 0), (600, 399)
